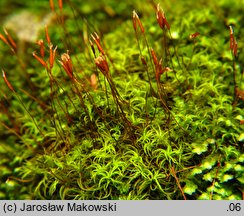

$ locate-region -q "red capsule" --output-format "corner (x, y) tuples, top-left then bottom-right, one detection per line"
(45, 25), (51, 45)
(33, 52), (48, 68)
(49, 0), (55, 11)
(36, 39), (45, 58)
(58, 0), (63, 11)
(91, 32), (105, 55)
(156, 4), (170, 30)
(132, 10), (145, 33)
(2, 69), (15, 92)
(189, 32), (200, 39)
(59, 51), (74, 80)
(95, 54), (109, 76)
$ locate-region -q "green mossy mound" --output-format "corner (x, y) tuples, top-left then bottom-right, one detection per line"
(0, 0), (243, 200)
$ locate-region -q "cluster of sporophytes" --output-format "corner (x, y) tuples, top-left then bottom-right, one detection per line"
(0, 0), (243, 200)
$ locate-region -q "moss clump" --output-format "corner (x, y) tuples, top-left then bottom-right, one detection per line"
(0, 0), (243, 200)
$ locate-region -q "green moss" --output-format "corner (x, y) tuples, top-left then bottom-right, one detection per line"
(0, 0), (243, 200)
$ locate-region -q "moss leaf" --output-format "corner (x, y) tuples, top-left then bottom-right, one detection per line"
(237, 176), (244, 184)
(203, 172), (213, 182)
(220, 174), (234, 183)
(192, 142), (209, 155)
(191, 167), (203, 175)
(238, 133), (244, 142)
(183, 181), (198, 195)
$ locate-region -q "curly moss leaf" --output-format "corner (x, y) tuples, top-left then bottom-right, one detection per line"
(34, 178), (48, 199)
(82, 139), (93, 149)
(192, 142), (209, 155)
(223, 146), (240, 158)
(117, 182), (130, 194)
(183, 181), (198, 195)
(59, 185), (69, 200)
(49, 180), (59, 196)
(44, 156), (56, 168)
